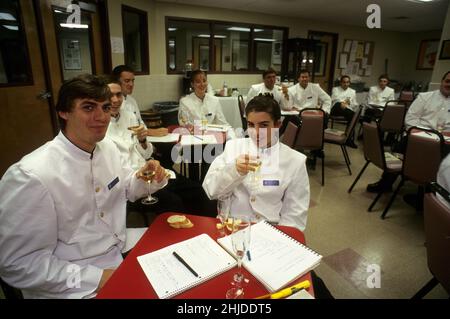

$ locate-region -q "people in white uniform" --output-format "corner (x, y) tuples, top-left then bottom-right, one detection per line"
(366, 71), (450, 195)
(367, 74), (396, 108)
(437, 152), (450, 208)
(0, 75), (168, 298)
(405, 71), (450, 131)
(246, 68), (289, 110)
(286, 69), (332, 114)
(112, 65), (168, 138)
(178, 70), (230, 127)
(203, 95), (310, 231)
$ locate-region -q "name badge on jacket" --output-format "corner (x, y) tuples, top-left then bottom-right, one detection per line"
(108, 177), (120, 190)
(263, 180), (280, 186)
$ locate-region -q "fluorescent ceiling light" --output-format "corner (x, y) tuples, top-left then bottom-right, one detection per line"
(60, 23), (89, 29)
(0, 12), (16, 21)
(198, 34), (227, 38)
(168, 27), (177, 31)
(3, 25), (19, 31)
(254, 38), (275, 42)
(226, 27), (264, 32)
(53, 9), (65, 13)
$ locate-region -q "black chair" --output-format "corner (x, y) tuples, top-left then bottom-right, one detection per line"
(412, 182), (450, 298)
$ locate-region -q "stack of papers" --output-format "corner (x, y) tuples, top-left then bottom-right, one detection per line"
(147, 133), (180, 143)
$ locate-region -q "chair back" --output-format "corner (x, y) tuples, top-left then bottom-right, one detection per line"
(379, 100), (407, 133)
(403, 127), (444, 185)
(237, 95), (247, 130)
(362, 121), (385, 170)
(423, 183), (450, 294)
(344, 105), (362, 140)
(281, 122), (299, 148)
(399, 90), (415, 107)
(295, 108), (324, 151)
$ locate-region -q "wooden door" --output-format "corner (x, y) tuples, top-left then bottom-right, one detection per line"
(0, 0), (55, 175)
(0, 0), (108, 175)
(308, 31), (339, 94)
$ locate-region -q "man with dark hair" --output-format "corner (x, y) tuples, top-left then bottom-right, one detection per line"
(203, 95), (310, 231)
(330, 75), (358, 148)
(245, 68), (289, 109)
(367, 74), (395, 107)
(286, 69), (331, 114)
(0, 74), (169, 298)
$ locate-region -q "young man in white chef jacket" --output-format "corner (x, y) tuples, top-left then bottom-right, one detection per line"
(202, 95), (310, 231)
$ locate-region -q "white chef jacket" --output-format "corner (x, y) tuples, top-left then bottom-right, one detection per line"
(0, 132), (165, 299)
(178, 92), (230, 127)
(202, 138), (310, 231)
(331, 86), (358, 111)
(106, 109), (154, 171)
(122, 95), (143, 125)
(287, 83), (332, 114)
(246, 83), (289, 110)
(404, 90), (450, 130)
(367, 85), (395, 107)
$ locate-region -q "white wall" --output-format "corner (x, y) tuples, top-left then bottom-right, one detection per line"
(108, 0), (445, 110)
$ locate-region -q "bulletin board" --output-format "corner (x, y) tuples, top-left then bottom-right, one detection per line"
(338, 39), (375, 77)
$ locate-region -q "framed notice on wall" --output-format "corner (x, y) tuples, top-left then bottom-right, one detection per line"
(338, 39), (374, 77)
(62, 39), (82, 70)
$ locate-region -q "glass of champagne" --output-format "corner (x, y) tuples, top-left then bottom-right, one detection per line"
(217, 195), (232, 237)
(226, 215), (251, 299)
(248, 158), (262, 203)
(141, 169), (159, 205)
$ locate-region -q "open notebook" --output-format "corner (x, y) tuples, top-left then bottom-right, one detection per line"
(217, 221), (322, 292)
(137, 234), (237, 299)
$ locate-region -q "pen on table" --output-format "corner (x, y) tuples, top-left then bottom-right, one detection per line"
(246, 250), (251, 261)
(193, 135), (203, 141)
(254, 280), (310, 299)
(173, 251), (199, 277)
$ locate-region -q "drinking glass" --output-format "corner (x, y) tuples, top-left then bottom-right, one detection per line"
(141, 169), (159, 205)
(248, 158), (262, 203)
(225, 215), (251, 299)
(217, 195), (232, 237)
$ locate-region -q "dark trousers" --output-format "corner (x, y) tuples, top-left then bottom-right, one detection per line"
(331, 103), (355, 123)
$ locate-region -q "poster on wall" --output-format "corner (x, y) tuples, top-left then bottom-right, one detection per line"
(62, 39), (82, 70)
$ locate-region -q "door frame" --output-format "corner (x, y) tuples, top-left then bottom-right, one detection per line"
(308, 30), (339, 93)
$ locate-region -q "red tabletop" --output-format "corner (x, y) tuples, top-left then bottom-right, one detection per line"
(97, 212), (314, 299)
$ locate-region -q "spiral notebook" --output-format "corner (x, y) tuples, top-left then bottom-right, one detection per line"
(217, 221), (322, 292)
(137, 233), (236, 299)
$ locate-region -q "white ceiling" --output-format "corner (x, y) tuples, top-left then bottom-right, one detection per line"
(158, 0), (450, 32)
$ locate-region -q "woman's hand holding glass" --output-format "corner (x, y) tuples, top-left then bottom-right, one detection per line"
(226, 215), (252, 299)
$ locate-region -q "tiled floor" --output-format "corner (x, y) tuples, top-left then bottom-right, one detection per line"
(2, 128), (448, 299)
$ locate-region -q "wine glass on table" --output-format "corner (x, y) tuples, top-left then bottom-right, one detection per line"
(247, 158), (262, 203)
(217, 195), (232, 237)
(141, 168), (159, 205)
(225, 215), (252, 299)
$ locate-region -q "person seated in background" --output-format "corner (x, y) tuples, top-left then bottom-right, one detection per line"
(106, 78), (217, 218)
(178, 69), (236, 138)
(363, 74), (395, 121)
(366, 71), (450, 196)
(245, 68), (289, 110)
(112, 65), (168, 138)
(330, 75), (358, 148)
(202, 95), (310, 231)
(112, 65), (173, 168)
(0, 74), (169, 298)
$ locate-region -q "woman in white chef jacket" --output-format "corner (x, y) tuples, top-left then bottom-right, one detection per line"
(202, 95), (310, 231)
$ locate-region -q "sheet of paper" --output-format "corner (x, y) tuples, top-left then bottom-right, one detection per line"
(343, 40), (352, 53)
(339, 53), (348, 69)
(365, 42), (371, 55)
(180, 134), (218, 146)
(147, 133), (180, 143)
(110, 37), (124, 54)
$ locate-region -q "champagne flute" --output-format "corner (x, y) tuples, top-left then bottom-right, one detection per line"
(217, 195), (232, 237)
(141, 169), (159, 205)
(226, 215), (251, 299)
(248, 158), (262, 203)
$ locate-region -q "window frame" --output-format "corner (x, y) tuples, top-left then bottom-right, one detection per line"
(0, 0), (34, 87)
(121, 5), (149, 75)
(165, 16), (288, 75)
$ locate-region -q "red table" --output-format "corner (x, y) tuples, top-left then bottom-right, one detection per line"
(97, 212), (314, 299)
